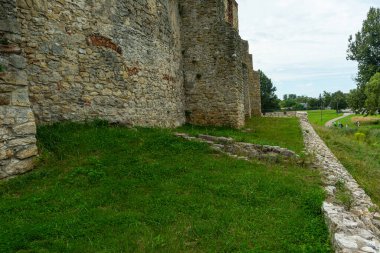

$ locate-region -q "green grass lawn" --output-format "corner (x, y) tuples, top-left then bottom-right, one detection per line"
(0, 118), (331, 252)
(307, 110), (343, 126)
(313, 117), (380, 208)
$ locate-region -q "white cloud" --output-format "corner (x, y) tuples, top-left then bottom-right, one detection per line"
(237, 0), (379, 97)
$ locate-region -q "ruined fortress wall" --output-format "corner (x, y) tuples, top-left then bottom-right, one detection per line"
(0, 0), (38, 178)
(17, 0), (185, 127)
(0, 0), (262, 179)
(180, 0), (245, 128)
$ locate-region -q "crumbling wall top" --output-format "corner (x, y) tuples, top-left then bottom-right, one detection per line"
(224, 0), (239, 31)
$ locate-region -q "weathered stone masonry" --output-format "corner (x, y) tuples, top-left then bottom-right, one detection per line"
(19, 0), (185, 127)
(0, 0), (261, 178)
(0, 0), (38, 179)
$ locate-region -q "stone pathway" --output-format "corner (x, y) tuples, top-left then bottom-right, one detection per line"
(298, 112), (380, 253)
(325, 113), (354, 127)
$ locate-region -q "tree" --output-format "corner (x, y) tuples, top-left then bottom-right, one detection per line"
(347, 7), (380, 88)
(347, 88), (366, 113)
(281, 98), (297, 109)
(259, 70), (280, 112)
(295, 95), (308, 104)
(322, 91), (332, 108)
(307, 97), (320, 109)
(330, 91), (348, 111)
(365, 72), (380, 114)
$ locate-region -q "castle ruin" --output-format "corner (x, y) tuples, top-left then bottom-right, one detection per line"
(0, 0), (261, 179)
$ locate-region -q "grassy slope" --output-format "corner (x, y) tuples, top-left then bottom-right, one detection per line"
(307, 110), (343, 126)
(0, 118), (331, 253)
(314, 121), (380, 207)
(178, 117), (304, 154)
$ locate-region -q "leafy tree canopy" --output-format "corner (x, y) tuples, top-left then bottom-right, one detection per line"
(365, 72), (380, 114)
(281, 94), (322, 110)
(347, 7), (380, 88)
(347, 88), (366, 113)
(259, 70), (280, 112)
(330, 91), (348, 111)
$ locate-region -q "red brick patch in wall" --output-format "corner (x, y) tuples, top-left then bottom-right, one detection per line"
(227, 0), (234, 25)
(127, 67), (140, 76)
(163, 74), (176, 82)
(86, 35), (122, 54)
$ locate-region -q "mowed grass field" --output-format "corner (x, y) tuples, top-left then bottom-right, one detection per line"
(313, 114), (380, 207)
(0, 118), (331, 252)
(307, 110), (343, 126)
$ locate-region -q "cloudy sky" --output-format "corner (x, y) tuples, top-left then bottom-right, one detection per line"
(238, 0), (379, 99)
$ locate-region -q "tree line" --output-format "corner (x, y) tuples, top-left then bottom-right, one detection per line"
(259, 69), (349, 112)
(260, 7), (379, 114)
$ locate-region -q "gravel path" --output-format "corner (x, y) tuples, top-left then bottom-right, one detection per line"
(325, 113), (354, 127)
(298, 112), (380, 253)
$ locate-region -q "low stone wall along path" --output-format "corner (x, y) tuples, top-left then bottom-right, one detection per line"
(298, 112), (380, 253)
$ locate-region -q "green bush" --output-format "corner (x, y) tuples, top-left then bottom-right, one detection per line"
(354, 132), (366, 142)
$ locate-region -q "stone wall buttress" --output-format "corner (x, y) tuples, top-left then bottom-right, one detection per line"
(180, 0), (260, 127)
(180, 0), (246, 128)
(0, 0), (38, 179)
(251, 70), (262, 116)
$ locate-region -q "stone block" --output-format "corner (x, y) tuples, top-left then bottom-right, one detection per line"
(0, 168), (10, 179)
(9, 54), (26, 69)
(17, 0), (31, 9)
(0, 84), (18, 93)
(51, 43), (64, 56)
(0, 71), (27, 86)
(0, 93), (11, 105)
(13, 122), (36, 135)
(11, 89), (30, 107)
(15, 145), (38, 159)
(8, 136), (36, 147)
(4, 158), (34, 176)
(0, 149), (10, 160)
(0, 45), (22, 55)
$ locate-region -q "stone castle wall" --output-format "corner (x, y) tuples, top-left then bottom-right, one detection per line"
(241, 40), (251, 117)
(0, 0), (261, 178)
